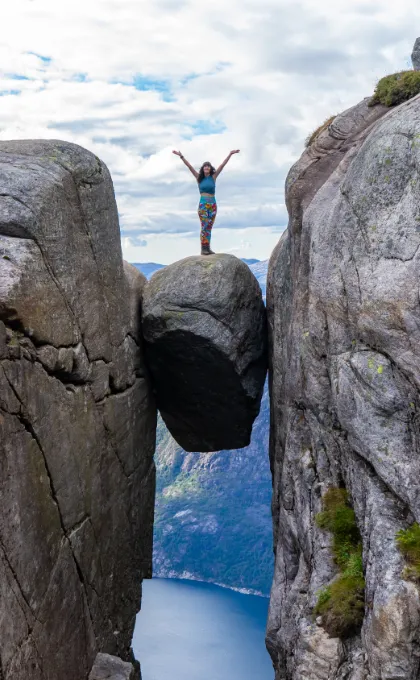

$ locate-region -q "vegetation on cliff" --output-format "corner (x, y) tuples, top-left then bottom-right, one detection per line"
(396, 522), (420, 581)
(369, 70), (420, 107)
(305, 115), (336, 147)
(314, 488), (365, 638)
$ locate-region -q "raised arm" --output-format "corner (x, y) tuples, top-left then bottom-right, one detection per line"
(214, 149), (240, 179)
(172, 150), (199, 179)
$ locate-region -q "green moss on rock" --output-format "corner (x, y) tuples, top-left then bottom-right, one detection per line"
(369, 70), (420, 107)
(396, 522), (420, 581)
(314, 487), (365, 638)
(314, 574), (365, 638)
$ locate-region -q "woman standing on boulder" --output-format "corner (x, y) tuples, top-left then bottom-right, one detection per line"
(172, 149), (240, 255)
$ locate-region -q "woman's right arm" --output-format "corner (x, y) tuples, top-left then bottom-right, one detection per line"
(172, 150), (199, 179)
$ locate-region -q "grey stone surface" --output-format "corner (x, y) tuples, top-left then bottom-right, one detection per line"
(0, 141), (156, 680)
(37, 345), (59, 372)
(412, 37), (420, 70)
(0, 320), (6, 358)
(89, 653), (135, 680)
(72, 342), (90, 381)
(267, 95), (420, 678)
(142, 253), (267, 452)
(123, 261), (146, 346)
(57, 346), (74, 373)
(89, 360), (110, 401)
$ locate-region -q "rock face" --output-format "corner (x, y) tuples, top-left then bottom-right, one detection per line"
(89, 653), (135, 680)
(412, 37), (420, 70)
(142, 254), (267, 452)
(267, 94), (420, 678)
(0, 141), (156, 680)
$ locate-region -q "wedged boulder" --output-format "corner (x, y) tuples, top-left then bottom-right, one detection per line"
(142, 254), (267, 452)
(0, 140), (156, 680)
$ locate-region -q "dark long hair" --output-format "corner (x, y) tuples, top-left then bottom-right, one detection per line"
(197, 162), (216, 184)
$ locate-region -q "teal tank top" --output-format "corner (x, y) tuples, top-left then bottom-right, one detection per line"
(198, 175), (215, 195)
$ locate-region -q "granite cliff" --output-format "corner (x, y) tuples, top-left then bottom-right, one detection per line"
(266, 91), (420, 678)
(0, 141), (156, 680)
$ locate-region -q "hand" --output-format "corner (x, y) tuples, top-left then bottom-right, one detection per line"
(172, 150), (182, 156)
(230, 149), (240, 155)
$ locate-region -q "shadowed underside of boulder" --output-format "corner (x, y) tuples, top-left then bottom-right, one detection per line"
(142, 254), (267, 452)
(0, 140), (156, 680)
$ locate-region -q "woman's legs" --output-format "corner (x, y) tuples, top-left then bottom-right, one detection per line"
(198, 200), (217, 254)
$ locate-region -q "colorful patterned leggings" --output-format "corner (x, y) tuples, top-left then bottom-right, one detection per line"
(198, 196), (217, 247)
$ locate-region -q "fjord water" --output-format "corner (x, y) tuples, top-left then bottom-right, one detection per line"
(132, 578), (273, 680)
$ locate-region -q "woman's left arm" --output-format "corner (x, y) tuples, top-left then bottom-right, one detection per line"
(214, 150), (240, 179)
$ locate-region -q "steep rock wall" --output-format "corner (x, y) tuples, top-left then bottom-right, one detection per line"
(267, 95), (420, 678)
(0, 141), (156, 680)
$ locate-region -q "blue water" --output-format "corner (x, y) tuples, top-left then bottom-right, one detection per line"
(132, 578), (274, 680)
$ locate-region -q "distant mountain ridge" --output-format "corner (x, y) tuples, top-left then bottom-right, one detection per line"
(133, 262), (165, 278)
(133, 257), (261, 281)
(134, 258), (272, 595)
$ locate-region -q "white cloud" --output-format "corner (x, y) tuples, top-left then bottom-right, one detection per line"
(0, 0), (419, 263)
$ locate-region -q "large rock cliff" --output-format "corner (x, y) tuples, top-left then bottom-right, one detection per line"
(267, 93), (420, 678)
(0, 141), (156, 680)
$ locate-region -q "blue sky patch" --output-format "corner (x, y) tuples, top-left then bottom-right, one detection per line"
(133, 76), (169, 92)
(113, 75), (175, 101)
(116, 65), (232, 103)
(27, 52), (52, 64)
(182, 119), (227, 139)
(72, 73), (89, 82)
(5, 74), (30, 81)
(0, 90), (21, 97)
(132, 76), (175, 101)
(178, 62), (231, 86)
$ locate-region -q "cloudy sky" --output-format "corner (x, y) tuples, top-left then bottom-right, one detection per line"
(0, 1), (418, 263)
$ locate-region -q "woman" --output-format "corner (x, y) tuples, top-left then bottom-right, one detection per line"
(172, 149), (240, 255)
